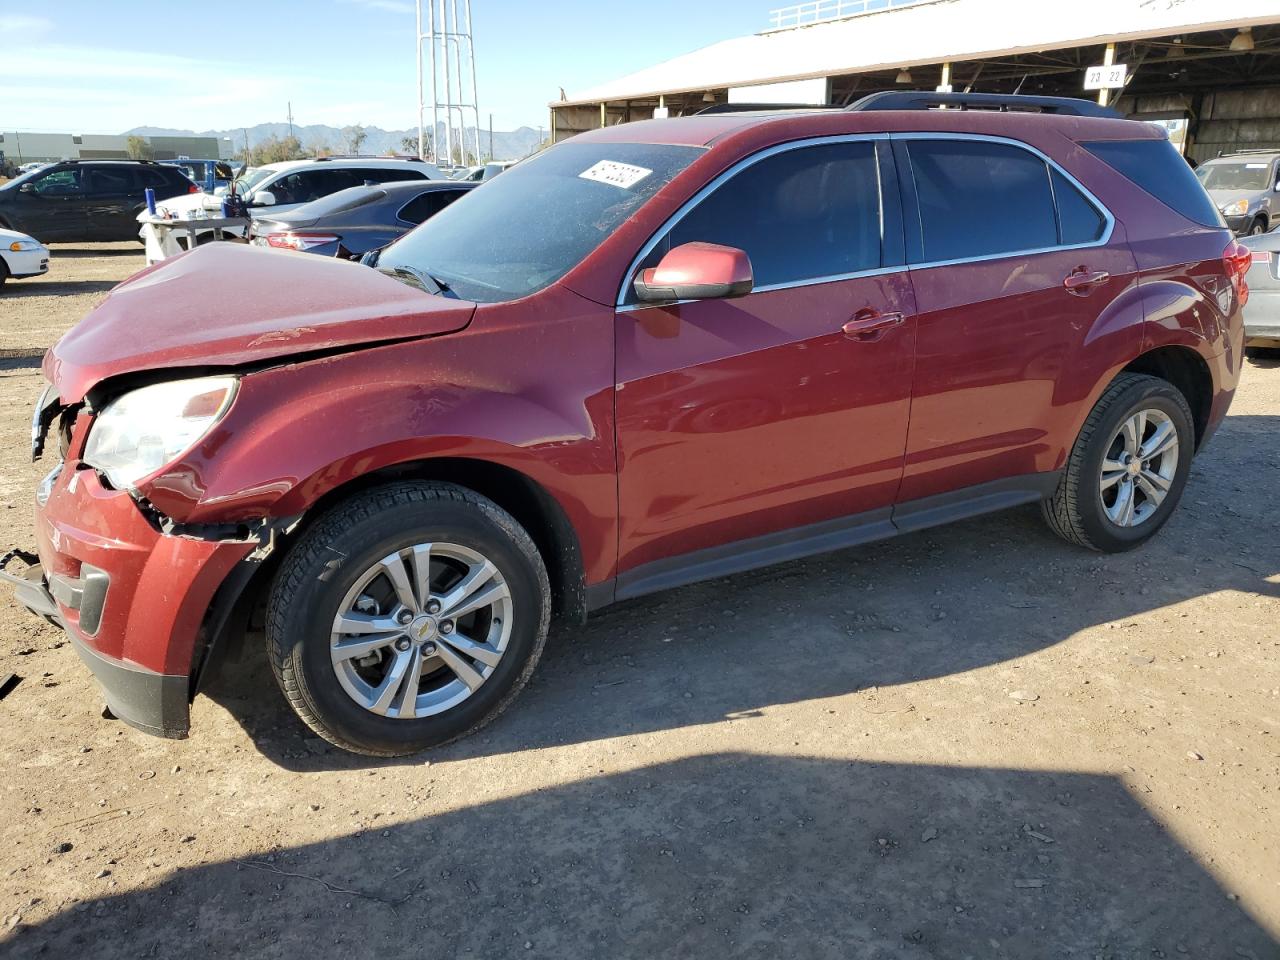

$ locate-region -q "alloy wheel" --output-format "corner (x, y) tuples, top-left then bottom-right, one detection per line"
(329, 542), (512, 719)
(1098, 408), (1180, 528)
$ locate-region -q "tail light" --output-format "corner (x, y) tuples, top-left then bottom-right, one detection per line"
(1251, 249), (1272, 265)
(1225, 239), (1252, 307)
(265, 232), (340, 251)
(188, 184), (200, 194)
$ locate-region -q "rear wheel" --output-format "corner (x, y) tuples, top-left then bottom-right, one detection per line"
(1042, 373), (1195, 552)
(267, 482), (550, 756)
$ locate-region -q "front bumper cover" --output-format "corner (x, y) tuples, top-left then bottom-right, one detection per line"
(1, 556), (191, 737)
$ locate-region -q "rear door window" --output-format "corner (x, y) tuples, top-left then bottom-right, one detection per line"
(906, 139), (1059, 262)
(85, 166), (136, 196)
(654, 139), (885, 290)
(398, 188), (468, 225)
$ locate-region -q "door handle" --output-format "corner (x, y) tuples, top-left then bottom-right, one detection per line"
(1063, 268), (1110, 295)
(842, 309), (905, 341)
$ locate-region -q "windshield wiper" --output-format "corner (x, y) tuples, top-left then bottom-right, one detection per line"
(376, 264), (453, 297)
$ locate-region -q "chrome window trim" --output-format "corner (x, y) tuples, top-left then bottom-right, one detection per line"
(615, 133), (891, 309)
(892, 132), (1115, 271)
(615, 130), (1116, 310)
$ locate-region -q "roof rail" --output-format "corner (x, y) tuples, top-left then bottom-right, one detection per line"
(696, 102), (843, 115)
(61, 158), (160, 165)
(311, 154), (427, 162)
(848, 90), (1123, 120)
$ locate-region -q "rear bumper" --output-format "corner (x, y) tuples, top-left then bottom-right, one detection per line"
(10, 462), (256, 737)
(1244, 289), (1280, 344)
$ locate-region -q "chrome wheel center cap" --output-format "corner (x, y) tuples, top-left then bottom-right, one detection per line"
(410, 614), (437, 643)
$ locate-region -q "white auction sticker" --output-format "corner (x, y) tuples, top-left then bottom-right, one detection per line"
(579, 160), (652, 189)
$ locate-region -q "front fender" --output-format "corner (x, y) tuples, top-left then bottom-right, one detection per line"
(139, 290), (618, 583)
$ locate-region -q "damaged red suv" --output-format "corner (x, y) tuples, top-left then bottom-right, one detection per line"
(6, 93), (1245, 756)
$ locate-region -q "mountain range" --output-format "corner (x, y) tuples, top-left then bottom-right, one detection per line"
(124, 122), (545, 161)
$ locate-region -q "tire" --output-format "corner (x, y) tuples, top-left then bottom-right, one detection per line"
(0, 259), (8, 288)
(1042, 373), (1195, 553)
(1249, 218), (1267, 237)
(267, 481), (550, 756)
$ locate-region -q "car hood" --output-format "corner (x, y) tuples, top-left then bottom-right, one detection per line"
(46, 243), (476, 403)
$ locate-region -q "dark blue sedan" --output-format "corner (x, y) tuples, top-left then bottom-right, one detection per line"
(247, 179), (476, 258)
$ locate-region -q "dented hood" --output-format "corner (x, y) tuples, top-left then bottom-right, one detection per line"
(46, 243), (476, 403)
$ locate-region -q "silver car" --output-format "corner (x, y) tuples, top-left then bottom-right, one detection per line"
(1241, 227), (1280, 352)
(1196, 151), (1280, 236)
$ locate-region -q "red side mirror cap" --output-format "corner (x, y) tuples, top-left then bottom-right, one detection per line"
(633, 242), (754, 304)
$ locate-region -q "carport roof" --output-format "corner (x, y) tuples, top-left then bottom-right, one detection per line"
(555, 0), (1280, 106)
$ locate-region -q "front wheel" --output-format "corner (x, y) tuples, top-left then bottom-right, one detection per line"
(267, 482), (550, 756)
(1042, 373), (1195, 552)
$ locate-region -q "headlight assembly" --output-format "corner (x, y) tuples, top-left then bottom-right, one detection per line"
(8, 239), (41, 252)
(83, 376), (238, 490)
(1222, 199), (1249, 218)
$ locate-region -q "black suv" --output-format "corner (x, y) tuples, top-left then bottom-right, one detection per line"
(0, 160), (196, 243)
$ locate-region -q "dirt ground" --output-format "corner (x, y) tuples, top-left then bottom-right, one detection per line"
(0, 244), (1277, 959)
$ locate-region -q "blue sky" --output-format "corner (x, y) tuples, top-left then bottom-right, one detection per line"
(0, 1), (762, 134)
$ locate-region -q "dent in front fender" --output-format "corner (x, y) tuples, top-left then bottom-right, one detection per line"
(132, 286), (620, 584)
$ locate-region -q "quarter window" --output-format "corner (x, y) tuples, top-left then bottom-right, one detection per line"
(653, 140), (884, 290)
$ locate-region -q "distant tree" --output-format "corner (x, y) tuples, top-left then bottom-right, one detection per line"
(250, 134), (304, 165)
(307, 138), (334, 158)
(126, 135), (152, 160)
(342, 124), (367, 155)
(400, 133), (431, 157)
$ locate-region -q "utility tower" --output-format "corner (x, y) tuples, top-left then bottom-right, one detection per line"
(416, 0), (481, 167)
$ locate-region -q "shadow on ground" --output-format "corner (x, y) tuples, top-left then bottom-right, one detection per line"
(0, 348), (45, 372)
(1, 280), (119, 298)
(46, 245), (142, 259)
(203, 418), (1280, 773)
(5, 753), (1275, 959)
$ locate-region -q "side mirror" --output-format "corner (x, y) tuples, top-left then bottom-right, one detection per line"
(632, 242), (753, 303)
(19, 182), (35, 194)
(253, 190), (277, 207)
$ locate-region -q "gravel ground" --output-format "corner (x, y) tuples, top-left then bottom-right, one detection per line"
(0, 244), (1277, 959)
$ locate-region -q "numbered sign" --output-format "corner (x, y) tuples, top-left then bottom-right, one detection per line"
(1084, 63), (1128, 91)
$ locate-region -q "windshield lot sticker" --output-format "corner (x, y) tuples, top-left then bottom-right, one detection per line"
(579, 160), (652, 190)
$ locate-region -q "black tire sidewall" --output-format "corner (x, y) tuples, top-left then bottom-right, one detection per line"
(277, 496), (545, 754)
(1073, 383), (1195, 552)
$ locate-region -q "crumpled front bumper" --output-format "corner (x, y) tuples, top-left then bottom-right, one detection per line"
(6, 462), (256, 738)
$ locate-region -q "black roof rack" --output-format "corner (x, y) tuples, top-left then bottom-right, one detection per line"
(61, 157), (160, 165)
(696, 102), (842, 115)
(847, 90), (1123, 120)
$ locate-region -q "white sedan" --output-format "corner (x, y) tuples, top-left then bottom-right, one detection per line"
(0, 227), (49, 287)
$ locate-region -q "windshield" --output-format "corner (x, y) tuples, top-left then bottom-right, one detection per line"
(233, 167), (271, 195)
(377, 141), (703, 303)
(1198, 161), (1273, 191)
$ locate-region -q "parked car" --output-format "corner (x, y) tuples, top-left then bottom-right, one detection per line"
(145, 156), (445, 241)
(0, 160), (198, 243)
(452, 160), (517, 182)
(1195, 150), (1280, 236)
(1240, 226), (1280, 353)
(248, 179), (475, 258)
(6, 92), (1245, 756)
(0, 226), (49, 286)
(17, 161), (47, 175)
(160, 159), (235, 193)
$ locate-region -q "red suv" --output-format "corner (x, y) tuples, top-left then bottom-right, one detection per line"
(5, 93), (1246, 756)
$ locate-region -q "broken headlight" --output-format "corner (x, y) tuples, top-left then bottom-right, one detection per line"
(83, 376), (238, 490)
